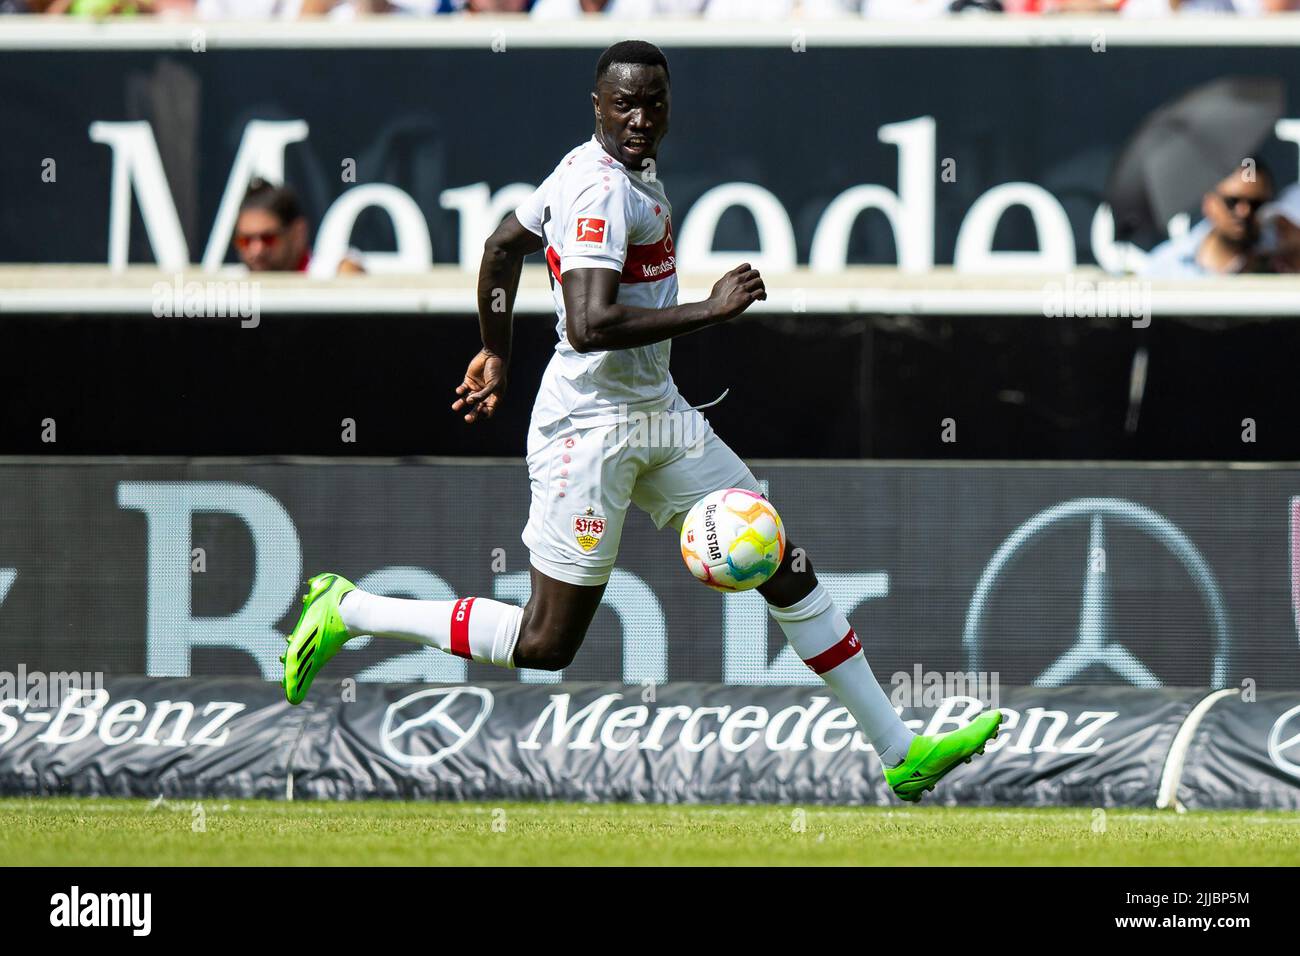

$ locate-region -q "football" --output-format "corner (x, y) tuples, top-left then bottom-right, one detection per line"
(679, 488), (785, 592)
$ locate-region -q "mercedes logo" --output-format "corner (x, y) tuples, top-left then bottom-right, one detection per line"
(964, 497), (1231, 687)
(1268, 703), (1300, 780)
(379, 686), (493, 768)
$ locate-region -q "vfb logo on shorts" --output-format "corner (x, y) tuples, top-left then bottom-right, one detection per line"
(573, 514), (606, 552)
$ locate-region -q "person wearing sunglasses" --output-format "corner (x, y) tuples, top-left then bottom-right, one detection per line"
(1256, 183), (1300, 274)
(1140, 163), (1274, 278)
(233, 178), (365, 275)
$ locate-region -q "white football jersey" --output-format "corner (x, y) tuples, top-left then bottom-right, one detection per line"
(516, 137), (679, 429)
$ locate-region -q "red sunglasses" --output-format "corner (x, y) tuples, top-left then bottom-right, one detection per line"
(234, 228), (285, 251)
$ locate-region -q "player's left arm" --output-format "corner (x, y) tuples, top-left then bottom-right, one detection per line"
(454, 212), (544, 423)
(561, 263), (765, 353)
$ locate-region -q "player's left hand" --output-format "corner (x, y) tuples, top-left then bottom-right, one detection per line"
(452, 348), (507, 423)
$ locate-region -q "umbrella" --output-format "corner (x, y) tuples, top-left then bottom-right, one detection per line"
(1105, 76), (1285, 245)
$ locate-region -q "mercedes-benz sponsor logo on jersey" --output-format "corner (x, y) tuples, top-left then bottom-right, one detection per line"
(964, 498), (1230, 687)
(379, 686), (493, 768)
(1267, 703), (1300, 780)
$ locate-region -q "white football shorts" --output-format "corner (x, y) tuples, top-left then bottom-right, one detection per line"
(521, 389), (763, 587)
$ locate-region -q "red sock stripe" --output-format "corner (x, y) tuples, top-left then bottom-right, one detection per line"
(450, 597), (475, 660)
(803, 628), (862, 674)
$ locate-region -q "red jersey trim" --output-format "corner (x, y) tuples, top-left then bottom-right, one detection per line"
(546, 245), (563, 285)
(548, 218), (676, 286)
(621, 217), (675, 284)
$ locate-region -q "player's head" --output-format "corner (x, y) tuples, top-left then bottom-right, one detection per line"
(592, 40), (670, 170)
(234, 178), (309, 272)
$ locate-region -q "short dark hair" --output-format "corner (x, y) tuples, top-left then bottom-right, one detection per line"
(595, 40), (669, 88)
(239, 178), (303, 225)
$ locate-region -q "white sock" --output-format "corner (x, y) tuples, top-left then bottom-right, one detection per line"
(339, 591), (522, 668)
(768, 583), (915, 767)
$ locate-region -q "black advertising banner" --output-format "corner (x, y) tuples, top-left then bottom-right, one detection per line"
(0, 677), (1211, 807)
(3, 676), (1295, 808)
(0, 677), (296, 800)
(1178, 692), (1300, 810)
(313, 682), (1199, 807)
(1, 459), (1299, 689)
(8, 36), (1300, 464)
(6, 42), (1300, 269)
(6, 310), (1300, 464)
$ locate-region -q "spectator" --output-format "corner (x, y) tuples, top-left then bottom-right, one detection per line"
(335, 0), (526, 13)
(234, 179), (365, 275)
(1140, 164), (1273, 277)
(864, 0), (1005, 16)
(1121, 0), (1257, 14)
(196, 0), (301, 16)
(860, 0), (962, 16)
(32, 0), (196, 11)
(531, 0), (705, 16)
(1258, 184), (1300, 273)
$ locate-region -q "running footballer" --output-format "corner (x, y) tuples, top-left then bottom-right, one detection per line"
(281, 40), (1001, 802)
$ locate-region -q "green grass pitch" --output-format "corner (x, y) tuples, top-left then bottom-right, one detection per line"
(2, 798), (1298, 866)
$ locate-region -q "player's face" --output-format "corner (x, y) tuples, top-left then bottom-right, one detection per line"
(592, 64), (670, 170)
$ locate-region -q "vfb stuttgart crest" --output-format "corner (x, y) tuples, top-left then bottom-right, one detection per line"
(573, 512), (606, 552)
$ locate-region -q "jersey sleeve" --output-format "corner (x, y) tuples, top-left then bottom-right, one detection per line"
(514, 180), (548, 238)
(559, 178), (632, 275)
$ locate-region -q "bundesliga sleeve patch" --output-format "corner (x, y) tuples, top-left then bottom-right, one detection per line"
(574, 216), (607, 247)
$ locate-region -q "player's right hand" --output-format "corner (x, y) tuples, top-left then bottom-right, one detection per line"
(452, 348), (507, 424)
(708, 263), (767, 321)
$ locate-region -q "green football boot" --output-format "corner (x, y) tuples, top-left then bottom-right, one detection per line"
(281, 572), (357, 705)
(884, 709), (1003, 803)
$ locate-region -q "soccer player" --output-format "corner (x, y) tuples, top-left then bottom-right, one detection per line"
(281, 40), (1000, 801)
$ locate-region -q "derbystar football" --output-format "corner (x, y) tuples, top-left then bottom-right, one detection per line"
(679, 488), (785, 592)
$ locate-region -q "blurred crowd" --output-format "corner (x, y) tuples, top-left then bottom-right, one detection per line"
(6, 0), (1300, 18)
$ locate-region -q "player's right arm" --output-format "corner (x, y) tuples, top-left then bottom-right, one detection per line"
(453, 212), (544, 423)
(562, 263), (765, 354)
